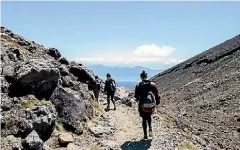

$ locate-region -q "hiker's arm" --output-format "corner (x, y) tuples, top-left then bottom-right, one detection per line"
(104, 81), (107, 93)
(151, 83), (160, 105)
(134, 84), (139, 101)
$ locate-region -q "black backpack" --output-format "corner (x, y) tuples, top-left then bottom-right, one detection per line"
(139, 81), (156, 112)
(109, 78), (116, 92)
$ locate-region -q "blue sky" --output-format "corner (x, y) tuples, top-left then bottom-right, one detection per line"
(2, 1), (240, 69)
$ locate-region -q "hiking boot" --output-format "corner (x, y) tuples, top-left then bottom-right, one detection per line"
(149, 130), (153, 137)
(144, 134), (148, 139)
(114, 106), (116, 110)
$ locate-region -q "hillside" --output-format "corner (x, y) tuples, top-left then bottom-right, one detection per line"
(151, 34), (240, 149)
(0, 27), (106, 150)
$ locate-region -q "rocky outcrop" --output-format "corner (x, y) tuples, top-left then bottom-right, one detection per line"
(59, 57), (69, 65)
(69, 63), (95, 83)
(1, 27), (100, 149)
(47, 48), (61, 60)
(23, 130), (43, 150)
(50, 86), (94, 134)
(25, 105), (57, 141)
(151, 34), (240, 149)
(8, 59), (60, 99)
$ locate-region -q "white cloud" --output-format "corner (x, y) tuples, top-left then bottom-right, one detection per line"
(133, 44), (175, 57)
(73, 44), (185, 66)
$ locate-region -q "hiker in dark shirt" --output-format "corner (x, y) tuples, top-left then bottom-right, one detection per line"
(92, 75), (101, 103)
(104, 73), (116, 110)
(134, 70), (160, 139)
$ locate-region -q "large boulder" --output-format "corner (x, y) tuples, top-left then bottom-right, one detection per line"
(23, 130), (43, 150)
(24, 105), (56, 141)
(50, 86), (94, 134)
(8, 59), (60, 99)
(69, 64), (95, 83)
(47, 48), (61, 60)
(59, 57), (69, 65)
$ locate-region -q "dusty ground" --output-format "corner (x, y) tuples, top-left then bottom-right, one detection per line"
(44, 92), (205, 150)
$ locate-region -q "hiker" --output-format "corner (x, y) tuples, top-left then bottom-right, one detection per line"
(92, 75), (101, 103)
(104, 73), (116, 110)
(134, 70), (160, 139)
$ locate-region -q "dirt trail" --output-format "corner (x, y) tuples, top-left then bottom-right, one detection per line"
(101, 101), (204, 150)
(108, 104), (141, 144)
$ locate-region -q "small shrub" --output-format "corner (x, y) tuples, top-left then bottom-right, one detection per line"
(75, 121), (84, 135)
(176, 142), (200, 150)
(90, 100), (105, 114)
(56, 123), (65, 132)
(86, 146), (102, 150)
(20, 98), (55, 109)
(20, 99), (38, 109)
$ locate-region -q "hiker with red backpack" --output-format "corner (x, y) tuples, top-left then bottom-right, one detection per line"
(104, 73), (117, 110)
(134, 70), (160, 139)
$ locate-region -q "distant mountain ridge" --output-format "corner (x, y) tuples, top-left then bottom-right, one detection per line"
(87, 64), (163, 82)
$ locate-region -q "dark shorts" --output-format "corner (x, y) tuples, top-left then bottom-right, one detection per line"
(107, 91), (115, 100)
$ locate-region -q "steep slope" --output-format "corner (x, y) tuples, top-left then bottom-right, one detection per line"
(0, 27), (103, 150)
(151, 35), (240, 149)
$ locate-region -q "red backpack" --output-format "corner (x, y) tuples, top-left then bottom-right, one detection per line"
(139, 81), (156, 113)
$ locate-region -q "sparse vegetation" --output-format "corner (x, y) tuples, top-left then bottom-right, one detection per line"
(75, 121), (84, 135)
(20, 98), (55, 109)
(158, 114), (175, 128)
(56, 123), (65, 132)
(20, 99), (38, 109)
(176, 142), (200, 150)
(86, 145), (102, 150)
(90, 100), (105, 114)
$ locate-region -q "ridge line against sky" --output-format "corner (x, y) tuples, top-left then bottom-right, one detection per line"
(1, 1), (240, 69)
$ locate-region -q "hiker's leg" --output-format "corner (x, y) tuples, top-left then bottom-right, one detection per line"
(94, 90), (99, 103)
(107, 93), (110, 109)
(147, 114), (152, 131)
(96, 91), (99, 103)
(147, 114), (153, 137)
(111, 92), (116, 110)
(142, 116), (148, 139)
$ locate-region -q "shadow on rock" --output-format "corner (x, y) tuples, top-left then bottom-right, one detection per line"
(121, 139), (152, 150)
